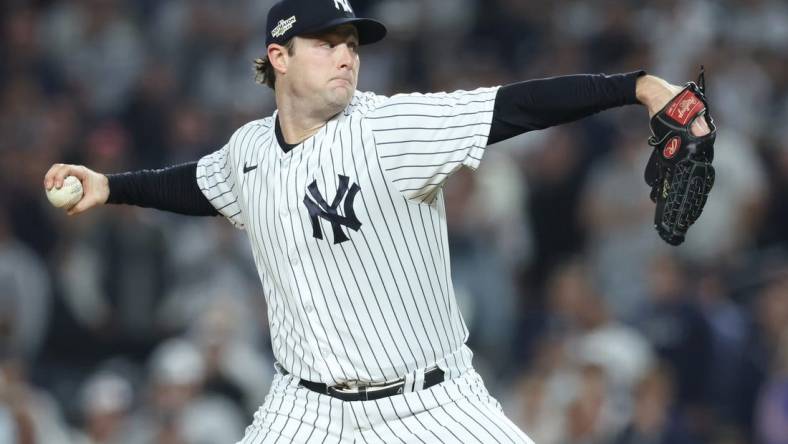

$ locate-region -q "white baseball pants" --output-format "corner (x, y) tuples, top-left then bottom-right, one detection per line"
(237, 368), (535, 443)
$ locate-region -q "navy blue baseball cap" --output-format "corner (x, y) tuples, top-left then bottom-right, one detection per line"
(266, 0), (387, 47)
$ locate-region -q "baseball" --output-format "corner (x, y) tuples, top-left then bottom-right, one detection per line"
(46, 175), (83, 209)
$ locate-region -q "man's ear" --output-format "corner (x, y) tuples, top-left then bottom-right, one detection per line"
(267, 43), (290, 76)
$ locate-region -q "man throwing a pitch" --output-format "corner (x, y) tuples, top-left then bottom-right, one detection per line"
(44, 0), (714, 442)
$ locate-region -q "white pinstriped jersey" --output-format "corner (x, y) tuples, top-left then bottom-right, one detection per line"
(197, 87), (499, 385)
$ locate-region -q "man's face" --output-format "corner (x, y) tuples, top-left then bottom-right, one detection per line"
(283, 25), (360, 114)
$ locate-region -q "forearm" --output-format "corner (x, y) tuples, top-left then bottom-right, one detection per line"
(107, 162), (220, 216)
(488, 71), (645, 144)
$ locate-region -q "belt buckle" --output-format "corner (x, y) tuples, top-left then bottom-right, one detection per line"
(331, 382), (361, 393)
(329, 378), (404, 401)
(328, 366), (440, 400)
(331, 379), (392, 392)
(328, 384), (368, 401)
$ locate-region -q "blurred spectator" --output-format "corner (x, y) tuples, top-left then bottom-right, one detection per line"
(50, 123), (173, 366)
(0, 352), (73, 443)
(637, 253), (714, 436)
(472, 147), (533, 275)
(612, 364), (696, 444)
(548, 259), (654, 393)
(445, 168), (520, 372)
(708, 42), (774, 137)
(41, 0), (144, 115)
(563, 363), (618, 444)
(695, 264), (749, 425)
(643, 0), (719, 82)
(504, 336), (575, 444)
(580, 126), (666, 319)
(736, 267), (788, 437)
(0, 402), (15, 444)
(0, 210), (52, 361)
(678, 128), (767, 263)
(725, 0), (788, 52)
(119, 62), (178, 170)
(164, 103), (216, 165)
(55, 204), (172, 362)
(520, 128), (587, 299)
(158, 220), (263, 342)
(758, 131), (788, 248)
(126, 338), (245, 444)
(550, 259), (654, 441)
(505, 259), (655, 444)
(1, 7), (64, 94)
(583, 2), (643, 73)
(754, 332), (788, 444)
(189, 300), (273, 414)
(0, 74), (63, 258)
(72, 371), (134, 444)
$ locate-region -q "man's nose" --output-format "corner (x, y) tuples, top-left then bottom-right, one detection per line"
(336, 44), (355, 69)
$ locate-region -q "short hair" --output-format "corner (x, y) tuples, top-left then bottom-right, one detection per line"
(253, 39), (296, 90)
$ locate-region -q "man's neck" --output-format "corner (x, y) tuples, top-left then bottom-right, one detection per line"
(276, 109), (325, 145)
(275, 90), (341, 145)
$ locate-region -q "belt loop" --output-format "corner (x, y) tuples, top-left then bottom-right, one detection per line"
(403, 368), (426, 393)
(402, 371), (415, 393)
(413, 368), (426, 391)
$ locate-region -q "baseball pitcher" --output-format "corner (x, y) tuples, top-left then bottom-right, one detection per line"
(44, 0), (715, 442)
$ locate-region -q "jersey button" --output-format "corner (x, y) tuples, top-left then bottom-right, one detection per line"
(305, 304), (314, 314)
(320, 347), (331, 358)
(290, 255), (299, 266)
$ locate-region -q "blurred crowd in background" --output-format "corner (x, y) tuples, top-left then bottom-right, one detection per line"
(1, 0), (787, 443)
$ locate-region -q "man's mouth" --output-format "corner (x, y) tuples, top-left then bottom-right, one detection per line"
(332, 77), (353, 85)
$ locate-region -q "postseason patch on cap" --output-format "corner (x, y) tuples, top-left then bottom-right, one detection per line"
(272, 15), (297, 38)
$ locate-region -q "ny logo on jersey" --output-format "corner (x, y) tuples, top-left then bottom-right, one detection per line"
(333, 0), (353, 13)
(303, 175), (362, 244)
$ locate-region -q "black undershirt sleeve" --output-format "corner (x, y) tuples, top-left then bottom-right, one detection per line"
(104, 72), (643, 214)
(106, 162), (220, 216)
(488, 70), (645, 145)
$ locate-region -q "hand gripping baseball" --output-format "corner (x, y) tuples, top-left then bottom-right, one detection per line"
(643, 67), (717, 245)
(43, 164), (110, 215)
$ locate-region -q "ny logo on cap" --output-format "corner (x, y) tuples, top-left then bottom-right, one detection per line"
(333, 0), (353, 13)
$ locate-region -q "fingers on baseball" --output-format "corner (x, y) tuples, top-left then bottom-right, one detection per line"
(44, 163), (64, 190)
(66, 195), (93, 216)
(44, 164), (89, 190)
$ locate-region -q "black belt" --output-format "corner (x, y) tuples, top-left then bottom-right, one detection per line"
(296, 367), (445, 402)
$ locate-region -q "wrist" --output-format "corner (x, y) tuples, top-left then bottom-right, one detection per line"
(636, 75), (681, 116)
(99, 174), (110, 204)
